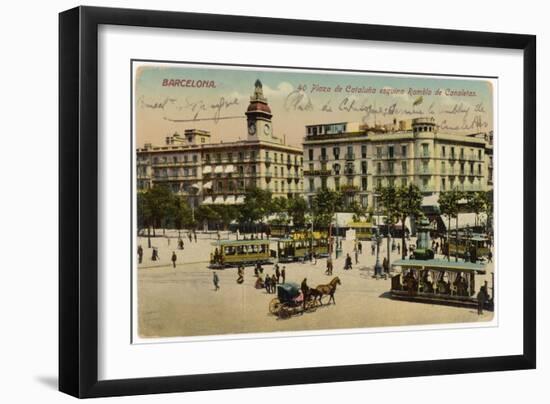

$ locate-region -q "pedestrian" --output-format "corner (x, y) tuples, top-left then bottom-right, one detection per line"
(151, 247), (159, 261)
(392, 240), (396, 252)
(217, 231), (221, 241)
(300, 278), (309, 310)
(355, 249), (359, 265)
(188, 232), (192, 243)
(137, 245), (143, 264)
(271, 274), (277, 293)
(397, 243), (401, 255)
(476, 284), (487, 315)
(371, 243), (376, 255)
(403, 243), (408, 257)
(167, 236), (171, 246)
(236, 229), (240, 240)
(281, 266), (286, 283)
(178, 238), (184, 250)
(171, 251), (177, 268)
(264, 275), (271, 293)
(275, 265), (281, 283)
(358, 241), (362, 254)
(254, 265), (259, 277)
(382, 257), (388, 273)
(488, 250), (493, 263)
(194, 231), (197, 243)
(212, 271), (220, 291)
(344, 253), (352, 270)
(435, 242), (440, 254)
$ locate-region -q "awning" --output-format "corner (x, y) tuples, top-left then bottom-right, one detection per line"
(203, 196), (213, 204)
(191, 183), (201, 190)
(225, 195), (236, 205)
(225, 165), (235, 174)
(214, 166), (223, 174)
(236, 195), (245, 204)
(202, 166), (212, 174)
(203, 181), (212, 189)
(422, 194), (439, 207)
(214, 196), (225, 204)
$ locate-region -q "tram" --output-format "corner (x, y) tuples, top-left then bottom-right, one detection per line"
(275, 231), (330, 262)
(389, 217), (493, 310)
(209, 239), (273, 268)
(347, 222), (375, 240)
(443, 233), (491, 262)
(390, 259), (491, 309)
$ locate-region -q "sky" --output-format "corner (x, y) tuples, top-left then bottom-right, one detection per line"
(134, 62), (494, 148)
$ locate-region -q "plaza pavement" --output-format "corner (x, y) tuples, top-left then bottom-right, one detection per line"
(137, 230), (494, 338)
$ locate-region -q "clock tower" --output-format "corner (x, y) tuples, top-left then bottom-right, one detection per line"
(245, 79), (274, 141)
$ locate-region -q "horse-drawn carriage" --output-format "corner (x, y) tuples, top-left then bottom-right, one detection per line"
(268, 277), (342, 319)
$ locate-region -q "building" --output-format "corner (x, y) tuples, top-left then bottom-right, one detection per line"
(302, 117), (493, 208)
(136, 80), (304, 208)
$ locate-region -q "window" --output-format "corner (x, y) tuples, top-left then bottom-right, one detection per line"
(321, 147), (327, 160)
(478, 149), (482, 160)
(441, 178), (446, 190)
(333, 147), (340, 159)
(377, 162), (382, 174)
(401, 178), (407, 187)
(377, 178), (382, 188)
(334, 177), (340, 190)
(389, 178), (395, 187)
(321, 178), (327, 190)
(361, 195), (368, 208)
(361, 177), (367, 191)
(192, 155), (197, 163)
(422, 178), (429, 189)
(478, 164), (482, 174)
(376, 147), (382, 158)
(460, 148), (464, 159)
(441, 161), (446, 174)
(388, 145), (394, 158)
(401, 145), (407, 157)
(361, 145), (367, 158)
(361, 161), (367, 174)
(388, 161), (394, 174)
(401, 161), (407, 174)
(308, 149), (313, 161)
(451, 147), (455, 158)
(205, 154), (210, 163)
(422, 143), (429, 157)
(347, 145), (353, 158)
(422, 161), (429, 173)
(309, 178), (315, 192)
(183, 155), (188, 163)
(333, 163), (341, 175)
(441, 146), (446, 157)
(173, 156), (178, 163)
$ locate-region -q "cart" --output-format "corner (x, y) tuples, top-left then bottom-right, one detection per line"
(268, 282), (316, 319)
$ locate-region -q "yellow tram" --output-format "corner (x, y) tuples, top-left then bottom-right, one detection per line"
(209, 239), (273, 268)
(390, 259), (491, 309)
(444, 234), (491, 261)
(347, 222), (375, 240)
(275, 231), (330, 262)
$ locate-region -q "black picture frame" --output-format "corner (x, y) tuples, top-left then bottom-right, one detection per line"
(59, 5), (536, 398)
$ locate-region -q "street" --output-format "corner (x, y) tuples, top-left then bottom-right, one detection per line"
(137, 231), (494, 338)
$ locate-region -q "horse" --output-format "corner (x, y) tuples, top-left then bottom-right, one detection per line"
(313, 277), (341, 305)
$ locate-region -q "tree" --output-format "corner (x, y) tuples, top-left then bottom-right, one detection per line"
(270, 197), (290, 226)
(349, 200), (368, 222)
(311, 189), (343, 228)
(211, 205), (239, 230)
(146, 184), (175, 236)
(288, 197), (308, 228)
(238, 188), (273, 225)
(173, 196), (194, 236)
(395, 184), (423, 259)
(195, 204), (220, 230)
(438, 188), (463, 261)
(465, 191), (487, 227)
(137, 191), (153, 248)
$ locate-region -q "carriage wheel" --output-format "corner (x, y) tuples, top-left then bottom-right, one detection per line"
(269, 298), (281, 315)
(305, 298), (317, 311)
(278, 307), (291, 319)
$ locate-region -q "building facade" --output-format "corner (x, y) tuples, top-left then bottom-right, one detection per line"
(137, 80), (304, 208)
(302, 117), (493, 208)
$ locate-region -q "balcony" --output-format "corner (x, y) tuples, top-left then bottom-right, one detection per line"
(319, 155), (329, 162)
(265, 171), (272, 178)
(345, 153), (355, 161)
(341, 185), (359, 193)
(265, 156), (272, 165)
(344, 168), (355, 176)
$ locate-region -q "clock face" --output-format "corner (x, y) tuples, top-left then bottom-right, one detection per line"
(248, 122), (256, 135)
(263, 123), (271, 135)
